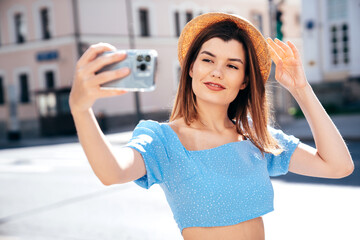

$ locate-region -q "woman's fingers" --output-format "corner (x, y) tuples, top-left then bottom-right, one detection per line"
(274, 38), (294, 58)
(267, 42), (281, 65)
(84, 51), (127, 76)
(266, 38), (286, 59)
(89, 67), (131, 86)
(287, 41), (301, 61)
(70, 42), (131, 113)
(96, 88), (128, 98)
(274, 60), (284, 81)
(76, 43), (117, 69)
(267, 38), (301, 66)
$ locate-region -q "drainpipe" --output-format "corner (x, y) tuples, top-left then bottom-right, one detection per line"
(72, 0), (82, 58)
(268, 0), (278, 123)
(125, 0), (143, 123)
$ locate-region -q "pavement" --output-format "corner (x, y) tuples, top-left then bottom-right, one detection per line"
(0, 113), (359, 150)
(0, 114), (359, 240)
(279, 113), (360, 141)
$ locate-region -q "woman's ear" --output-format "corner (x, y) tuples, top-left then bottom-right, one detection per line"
(189, 63), (194, 78)
(240, 77), (248, 90)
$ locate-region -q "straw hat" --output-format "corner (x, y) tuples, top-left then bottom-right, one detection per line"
(178, 12), (271, 83)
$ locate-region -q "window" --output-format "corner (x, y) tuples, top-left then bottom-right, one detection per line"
(45, 71), (55, 89)
(0, 77), (5, 105)
(174, 11), (180, 37)
(330, 23), (349, 65)
(139, 9), (150, 37)
(40, 8), (51, 40)
(186, 11), (193, 23)
(14, 13), (25, 44)
(328, 0), (349, 66)
(19, 73), (30, 103)
(342, 23), (349, 64)
(328, 0), (347, 21)
(331, 26), (338, 65)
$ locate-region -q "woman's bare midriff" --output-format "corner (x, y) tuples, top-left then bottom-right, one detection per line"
(182, 217), (265, 240)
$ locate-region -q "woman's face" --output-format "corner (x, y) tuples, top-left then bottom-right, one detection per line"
(190, 37), (247, 108)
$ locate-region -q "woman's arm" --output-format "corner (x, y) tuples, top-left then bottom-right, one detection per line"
(267, 38), (354, 178)
(69, 43), (146, 185)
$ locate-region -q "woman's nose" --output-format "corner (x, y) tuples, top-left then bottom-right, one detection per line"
(211, 67), (223, 79)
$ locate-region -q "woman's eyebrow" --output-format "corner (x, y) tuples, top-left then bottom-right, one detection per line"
(200, 50), (216, 58)
(200, 50), (244, 64)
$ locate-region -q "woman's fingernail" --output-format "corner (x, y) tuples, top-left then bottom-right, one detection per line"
(123, 67), (130, 74)
(114, 50), (124, 56)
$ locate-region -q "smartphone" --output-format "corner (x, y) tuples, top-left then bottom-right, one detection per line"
(97, 49), (157, 92)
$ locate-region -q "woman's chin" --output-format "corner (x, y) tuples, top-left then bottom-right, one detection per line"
(196, 97), (232, 108)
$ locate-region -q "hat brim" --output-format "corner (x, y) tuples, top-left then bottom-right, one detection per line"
(178, 12), (271, 83)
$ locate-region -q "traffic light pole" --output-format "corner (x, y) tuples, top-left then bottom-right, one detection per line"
(125, 0), (143, 123)
(268, 0), (279, 124)
(268, 0), (285, 124)
(269, 0), (277, 39)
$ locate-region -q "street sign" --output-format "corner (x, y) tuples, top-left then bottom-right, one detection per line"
(36, 51), (59, 62)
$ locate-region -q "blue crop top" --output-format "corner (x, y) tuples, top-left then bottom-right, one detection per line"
(123, 120), (300, 234)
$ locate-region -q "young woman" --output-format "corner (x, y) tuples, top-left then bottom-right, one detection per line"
(69, 12), (354, 240)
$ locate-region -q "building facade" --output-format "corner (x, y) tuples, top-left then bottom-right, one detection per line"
(301, 0), (360, 107)
(0, 0), (301, 141)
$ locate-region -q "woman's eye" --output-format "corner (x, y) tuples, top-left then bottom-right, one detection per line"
(202, 59), (212, 63)
(228, 64), (239, 70)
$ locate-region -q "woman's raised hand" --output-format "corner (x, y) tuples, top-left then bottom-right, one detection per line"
(69, 42), (130, 114)
(266, 38), (308, 93)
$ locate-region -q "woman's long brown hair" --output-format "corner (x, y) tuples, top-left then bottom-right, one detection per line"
(170, 20), (282, 155)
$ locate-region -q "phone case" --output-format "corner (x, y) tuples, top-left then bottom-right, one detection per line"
(97, 49), (157, 92)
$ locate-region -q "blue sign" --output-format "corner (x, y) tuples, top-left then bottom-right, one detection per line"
(36, 51), (59, 61)
(306, 20), (315, 30)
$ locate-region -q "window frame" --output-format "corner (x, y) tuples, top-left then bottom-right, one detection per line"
(139, 8), (150, 37)
(132, 1), (157, 38)
(40, 7), (51, 40)
(13, 67), (32, 105)
(19, 73), (30, 103)
(32, 1), (55, 41)
(14, 12), (26, 44)
(7, 4), (27, 44)
(38, 64), (59, 90)
(0, 75), (5, 105)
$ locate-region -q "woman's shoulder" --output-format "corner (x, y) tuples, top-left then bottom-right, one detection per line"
(134, 119), (174, 137)
(164, 118), (196, 139)
(165, 118), (186, 130)
(136, 119), (161, 128)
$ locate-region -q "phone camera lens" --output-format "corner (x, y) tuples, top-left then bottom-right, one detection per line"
(137, 55), (144, 62)
(138, 63), (147, 71)
(145, 55), (151, 62)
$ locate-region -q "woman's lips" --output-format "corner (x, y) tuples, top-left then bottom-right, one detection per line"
(204, 82), (226, 91)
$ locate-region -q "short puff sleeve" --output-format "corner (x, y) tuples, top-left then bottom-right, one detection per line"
(265, 126), (300, 177)
(123, 120), (169, 189)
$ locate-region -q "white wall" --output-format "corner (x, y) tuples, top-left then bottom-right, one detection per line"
(302, 0), (360, 82)
(349, 0), (360, 78)
(301, 0), (322, 83)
